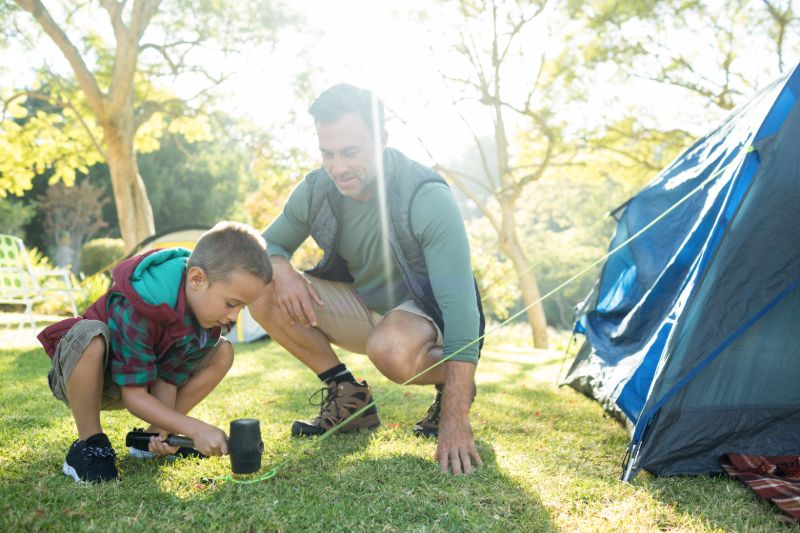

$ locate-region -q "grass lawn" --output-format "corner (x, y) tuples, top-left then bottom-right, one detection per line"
(0, 329), (792, 532)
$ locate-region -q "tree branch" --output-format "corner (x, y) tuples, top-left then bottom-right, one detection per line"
(3, 91), (107, 160)
(107, 0), (162, 114)
(13, 0), (106, 118)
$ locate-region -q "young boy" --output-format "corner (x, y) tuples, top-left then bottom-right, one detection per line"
(38, 221), (272, 483)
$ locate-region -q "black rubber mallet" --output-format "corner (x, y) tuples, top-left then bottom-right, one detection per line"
(125, 418), (264, 474)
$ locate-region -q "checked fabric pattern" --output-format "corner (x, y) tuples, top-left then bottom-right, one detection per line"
(721, 453), (800, 520)
(107, 293), (213, 388)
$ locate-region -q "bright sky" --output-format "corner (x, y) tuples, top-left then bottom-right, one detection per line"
(223, 1), (483, 165)
(2, 0), (776, 169)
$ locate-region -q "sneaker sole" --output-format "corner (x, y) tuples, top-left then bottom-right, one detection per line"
(127, 446), (178, 461)
(62, 461), (83, 483)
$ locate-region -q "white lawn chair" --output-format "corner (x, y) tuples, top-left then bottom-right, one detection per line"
(0, 234), (79, 330)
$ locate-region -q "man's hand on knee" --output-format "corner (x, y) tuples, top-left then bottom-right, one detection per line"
(271, 257), (323, 327)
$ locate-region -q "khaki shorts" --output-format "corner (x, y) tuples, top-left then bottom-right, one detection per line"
(305, 275), (443, 354)
(47, 319), (223, 411)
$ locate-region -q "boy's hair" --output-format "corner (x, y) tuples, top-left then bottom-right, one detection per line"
(308, 83), (385, 133)
(188, 221), (272, 284)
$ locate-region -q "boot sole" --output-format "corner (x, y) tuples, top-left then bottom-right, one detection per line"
(292, 414), (381, 437)
(412, 426), (439, 438)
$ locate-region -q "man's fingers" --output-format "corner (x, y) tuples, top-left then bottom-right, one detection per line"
(279, 301), (296, 324)
(290, 300), (308, 326)
(299, 298), (318, 327)
(470, 445), (484, 467)
(459, 449), (473, 474)
(439, 449), (449, 473)
(450, 453), (463, 475)
(307, 282), (324, 307)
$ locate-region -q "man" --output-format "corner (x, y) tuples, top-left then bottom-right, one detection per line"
(249, 83), (485, 474)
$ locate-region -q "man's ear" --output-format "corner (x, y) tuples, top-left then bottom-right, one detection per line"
(187, 266), (208, 289)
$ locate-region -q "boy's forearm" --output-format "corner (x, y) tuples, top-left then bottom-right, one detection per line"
(121, 386), (203, 437)
(148, 379), (177, 409)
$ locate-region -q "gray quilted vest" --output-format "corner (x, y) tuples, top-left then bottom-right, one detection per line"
(304, 148), (485, 346)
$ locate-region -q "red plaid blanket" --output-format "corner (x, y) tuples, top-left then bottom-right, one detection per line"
(721, 453), (800, 520)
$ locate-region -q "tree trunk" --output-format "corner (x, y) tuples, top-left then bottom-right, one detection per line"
(500, 205), (549, 348)
(102, 105), (155, 253)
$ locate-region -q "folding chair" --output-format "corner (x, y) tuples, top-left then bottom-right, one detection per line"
(0, 234), (79, 330)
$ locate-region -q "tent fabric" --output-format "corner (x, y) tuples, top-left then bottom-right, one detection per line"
(563, 64), (800, 479)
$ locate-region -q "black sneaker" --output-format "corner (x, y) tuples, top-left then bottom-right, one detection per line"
(412, 384), (444, 438)
(62, 433), (118, 483)
(126, 428), (206, 460)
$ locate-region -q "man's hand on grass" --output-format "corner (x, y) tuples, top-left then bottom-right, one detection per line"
(436, 413), (483, 475)
(436, 361), (483, 475)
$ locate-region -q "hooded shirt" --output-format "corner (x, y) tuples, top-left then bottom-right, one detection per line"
(38, 248), (221, 387)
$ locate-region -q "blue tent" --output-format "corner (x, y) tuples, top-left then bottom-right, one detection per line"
(563, 64), (800, 480)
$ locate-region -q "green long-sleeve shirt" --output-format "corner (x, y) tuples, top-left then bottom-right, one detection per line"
(263, 175), (480, 364)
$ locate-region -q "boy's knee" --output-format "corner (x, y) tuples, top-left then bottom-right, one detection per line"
(83, 335), (107, 362)
(211, 340), (234, 372)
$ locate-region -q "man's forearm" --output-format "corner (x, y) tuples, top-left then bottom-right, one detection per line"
(441, 360), (476, 419)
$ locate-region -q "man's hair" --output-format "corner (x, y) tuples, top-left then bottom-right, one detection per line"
(308, 83), (385, 132)
(188, 221), (272, 284)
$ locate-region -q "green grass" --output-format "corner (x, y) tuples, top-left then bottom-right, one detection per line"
(0, 334), (792, 532)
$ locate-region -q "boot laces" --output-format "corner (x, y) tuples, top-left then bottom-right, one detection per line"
(309, 383), (343, 419)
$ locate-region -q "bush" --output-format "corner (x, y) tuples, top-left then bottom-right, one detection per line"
(80, 238), (125, 277)
(72, 272), (112, 313)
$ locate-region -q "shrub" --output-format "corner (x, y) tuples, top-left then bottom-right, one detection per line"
(80, 238), (125, 277)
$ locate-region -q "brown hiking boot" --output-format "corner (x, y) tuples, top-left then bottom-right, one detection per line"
(291, 380), (381, 437)
(412, 384), (444, 438)
(412, 384), (477, 438)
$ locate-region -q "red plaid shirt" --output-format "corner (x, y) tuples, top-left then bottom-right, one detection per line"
(107, 293), (214, 387)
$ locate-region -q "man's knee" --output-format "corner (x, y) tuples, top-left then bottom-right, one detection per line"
(247, 285), (282, 328)
(367, 334), (416, 384)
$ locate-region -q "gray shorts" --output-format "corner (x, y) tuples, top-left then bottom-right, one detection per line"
(47, 319), (223, 411)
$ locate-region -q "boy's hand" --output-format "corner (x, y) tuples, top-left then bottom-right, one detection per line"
(189, 422), (228, 456)
(149, 431), (180, 456)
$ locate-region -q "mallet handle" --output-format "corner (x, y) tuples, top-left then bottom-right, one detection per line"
(125, 430), (195, 449)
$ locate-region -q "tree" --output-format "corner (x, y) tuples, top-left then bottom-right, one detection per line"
(576, 0), (799, 113)
(39, 180), (108, 272)
(417, 0), (589, 347)
(2, 0), (286, 251)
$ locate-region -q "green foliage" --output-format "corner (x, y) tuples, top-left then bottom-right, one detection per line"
(72, 272), (112, 313)
(467, 217), (517, 321)
(80, 238), (125, 277)
(136, 132), (246, 230)
(0, 86), (103, 197)
(39, 181), (108, 273)
(0, 197), (35, 237)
